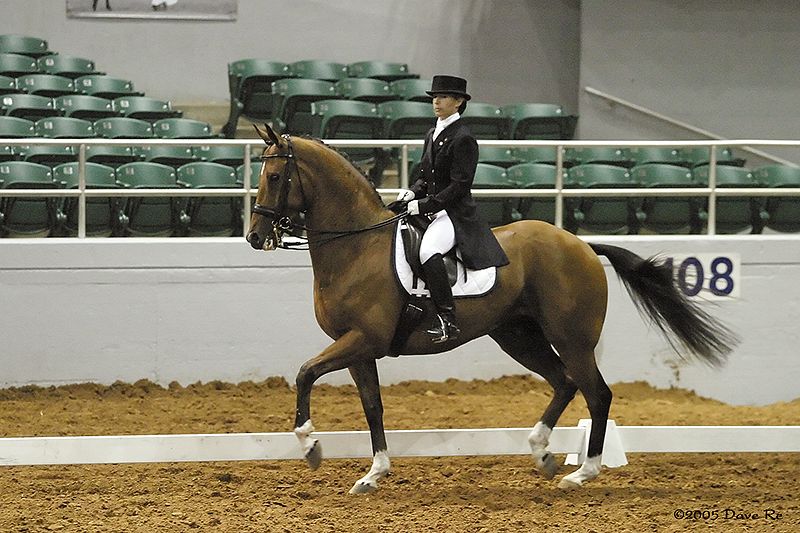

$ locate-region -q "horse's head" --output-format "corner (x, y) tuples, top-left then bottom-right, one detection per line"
(247, 124), (308, 250)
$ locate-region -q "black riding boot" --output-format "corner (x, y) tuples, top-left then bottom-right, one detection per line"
(421, 253), (460, 343)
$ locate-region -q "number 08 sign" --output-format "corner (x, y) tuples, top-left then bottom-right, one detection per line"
(664, 254), (740, 300)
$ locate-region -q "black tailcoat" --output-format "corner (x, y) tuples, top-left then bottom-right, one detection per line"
(409, 119), (509, 270)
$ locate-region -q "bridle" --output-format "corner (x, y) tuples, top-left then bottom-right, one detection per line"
(251, 134), (408, 250)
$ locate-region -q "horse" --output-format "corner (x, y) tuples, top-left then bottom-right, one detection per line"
(246, 124), (738, 494)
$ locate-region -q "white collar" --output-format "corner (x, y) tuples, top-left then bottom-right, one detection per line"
(433, 112), (460, 140)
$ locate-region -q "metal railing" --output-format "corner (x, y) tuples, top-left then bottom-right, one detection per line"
(1, 138), (800, 237)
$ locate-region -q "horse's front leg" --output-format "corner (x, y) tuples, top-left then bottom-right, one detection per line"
(348, 359), (390, 494)
(294, 330), (370, 470)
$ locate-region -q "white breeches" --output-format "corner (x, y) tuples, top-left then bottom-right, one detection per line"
(420, 211), (456, 264)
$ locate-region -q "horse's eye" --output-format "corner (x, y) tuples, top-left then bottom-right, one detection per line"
(268, 173), (281, 182)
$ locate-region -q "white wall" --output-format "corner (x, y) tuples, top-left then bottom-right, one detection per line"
(0, 0), (580, 110)
(1, 236), (798, 406)
(578, 0), (800, 165)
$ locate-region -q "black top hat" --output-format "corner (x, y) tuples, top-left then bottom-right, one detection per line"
(426, 75), (471, 101)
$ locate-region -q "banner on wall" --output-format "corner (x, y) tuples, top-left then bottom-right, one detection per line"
(66, 0), (237, 21)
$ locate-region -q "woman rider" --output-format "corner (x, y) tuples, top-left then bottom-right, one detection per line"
(396, 75), (509, 344)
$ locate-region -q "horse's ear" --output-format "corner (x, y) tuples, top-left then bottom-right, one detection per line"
(254, 123), (283, 147)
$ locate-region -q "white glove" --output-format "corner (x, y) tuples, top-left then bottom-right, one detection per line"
(396, 189), (415, 202)
(407, 200), (420, 215)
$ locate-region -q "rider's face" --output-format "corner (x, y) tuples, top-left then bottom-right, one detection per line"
(432, 94), (463, 119)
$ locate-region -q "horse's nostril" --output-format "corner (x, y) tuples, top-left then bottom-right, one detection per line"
(247, 232), (262, 249)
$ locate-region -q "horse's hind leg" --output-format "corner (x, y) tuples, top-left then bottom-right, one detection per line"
(347, 359), (391, 495)
(490, 317), (578, 479)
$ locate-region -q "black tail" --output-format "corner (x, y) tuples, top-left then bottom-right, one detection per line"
(589, 243), (739, 367)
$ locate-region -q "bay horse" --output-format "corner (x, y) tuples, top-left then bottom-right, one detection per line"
(246, 124), (737, 494)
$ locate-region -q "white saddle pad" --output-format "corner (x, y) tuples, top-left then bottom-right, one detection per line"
(393, 220), (497, 298)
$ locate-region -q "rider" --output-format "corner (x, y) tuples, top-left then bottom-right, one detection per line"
(396, 75), (509, 344)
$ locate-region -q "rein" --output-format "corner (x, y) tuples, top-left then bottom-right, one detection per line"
(252, 135), (408, 250)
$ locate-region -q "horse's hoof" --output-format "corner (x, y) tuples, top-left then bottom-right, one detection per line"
(557, 477), (582, 490)
(348, 481), (377, 495)
(305, 439), (322, 470)
(537, 454), (559, 479)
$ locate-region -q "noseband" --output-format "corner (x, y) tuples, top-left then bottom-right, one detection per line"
(251, 135), (408, 250)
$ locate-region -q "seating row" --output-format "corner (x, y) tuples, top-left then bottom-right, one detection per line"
(1, 72), (142, 99)
(0, 116), (255, 168)
(0, 94), (181, 122)
(222, 58), (578, 140)
(413, 145), (748, 171)
(3, 159), (798, 238)
(0, 160), (248, 238)
(471, 162), (800, 235)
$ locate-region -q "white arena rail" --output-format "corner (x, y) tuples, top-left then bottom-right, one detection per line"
(1, 138), (799, 237)
(1, 423), (798, 467)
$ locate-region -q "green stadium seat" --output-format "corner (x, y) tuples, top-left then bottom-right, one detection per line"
(17, 145), (76, 166)
(506, 163), (567, 225)
(754, 165), (800, 233)
(0, 53), (38, 77)
(222, 59), (292, 138)
(55, 94), (118, 120)
(472, 163), (514, 226)
(566, 147), (633, 168)
(52, 162), (126, 237)
(334, 78), (394, 103)
(0, 35), (50, 58)
(478, 146), (520, 168)
(113, 96), (181, 121)
(683, 146), (746, 168)
(288, 60), (348, 82)
(501, 103), (578, 140)
(692, 165), (765, 234)
(85, 145), (140, 167)
(34, 117), (94, 138)
(628, 146), (689, 167)
(152, 118), (214, 139)
(310, 99), (384, 170)
(389, 79), (432, 102)
(194, 145), (250, 167)
(236, 162), (262, 189)
(271, 78), (338, 134)
(310, 99), (383, 139)
(176, 162), (241, 236)
(0, 75), (18, 95)
(136, 145), (196, 168)
(136, 119), (200, 166)
(115, 161), (184, 236)
(0, 115), (35, 137)
(378, 100), (431, 138)
(1, 93), (61, 121)
(346, 61), (418, 82)
(511, 146), (573, 167)
(568, 164), (641, 235)
(93, 117), (153, 138)
(16, 74), (76, 97)
(0, 161), (60, 237)
(37, 55), (103, 79)
(75, 75), (143, 99)
(460, 103), (508, 139)
(631, 163), (702, 234)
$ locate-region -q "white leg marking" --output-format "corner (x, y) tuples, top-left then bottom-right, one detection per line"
(558, 455), (602, 489)
(349, 451), (391, 495)
(294, 419), (322, 470)
(528, 422), (558, 479)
